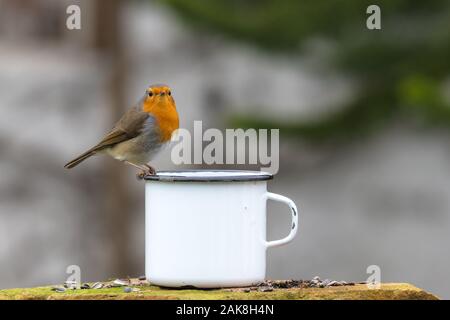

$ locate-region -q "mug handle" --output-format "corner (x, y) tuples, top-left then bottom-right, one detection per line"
(265, 192), (299, 249)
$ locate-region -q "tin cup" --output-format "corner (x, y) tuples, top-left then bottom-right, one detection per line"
(144, 170), (299, 288)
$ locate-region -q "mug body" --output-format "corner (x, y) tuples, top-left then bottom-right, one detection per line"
(145, 171), (272, 288)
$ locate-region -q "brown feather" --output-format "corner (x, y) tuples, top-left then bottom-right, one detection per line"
(64, 149), (95, 169)
(64, 105), (150, 169)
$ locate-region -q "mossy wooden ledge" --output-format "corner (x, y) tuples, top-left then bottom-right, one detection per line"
(0, 283), (438, 300)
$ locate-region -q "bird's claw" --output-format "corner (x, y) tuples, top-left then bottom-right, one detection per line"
(136, 167), (156, 180)
(136, 171), (146, 180)
(144, 165), (156, 175)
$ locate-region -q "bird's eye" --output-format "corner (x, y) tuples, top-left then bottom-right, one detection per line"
(148, 91), (153, 97)
(168, 91), (171, 96)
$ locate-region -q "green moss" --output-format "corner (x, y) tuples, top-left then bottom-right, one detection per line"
(0, 283), (438, 300)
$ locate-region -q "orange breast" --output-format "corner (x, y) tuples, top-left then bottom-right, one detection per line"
(143, 98), (179, 142)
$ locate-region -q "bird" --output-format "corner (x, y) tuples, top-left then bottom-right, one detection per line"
(64, 84), (179, 178)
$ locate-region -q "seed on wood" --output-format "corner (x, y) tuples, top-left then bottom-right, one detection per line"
(258, 286), (274, 292)
(92, 282), (103, 289)
(112, 279), (129, 287)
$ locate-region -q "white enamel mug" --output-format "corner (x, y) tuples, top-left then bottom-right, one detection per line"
(144, 170), (299, 288)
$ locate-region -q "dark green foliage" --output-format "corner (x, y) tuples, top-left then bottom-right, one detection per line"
(161, 0), (450, 141)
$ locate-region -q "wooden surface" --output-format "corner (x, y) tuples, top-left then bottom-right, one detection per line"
(0, 282), (439, 300)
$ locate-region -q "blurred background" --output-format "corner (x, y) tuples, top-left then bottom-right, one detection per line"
(1, 0), (450, 298)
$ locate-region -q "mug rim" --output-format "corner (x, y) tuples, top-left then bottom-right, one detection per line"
(144, 170), (273, 182)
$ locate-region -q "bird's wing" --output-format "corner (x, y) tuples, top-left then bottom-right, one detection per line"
(91, 106), (150, 151)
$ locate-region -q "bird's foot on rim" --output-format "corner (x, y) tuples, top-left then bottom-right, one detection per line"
(144, 164), (156, 175)
(136, 171), (146, 180)
(135, 165), (156, 180)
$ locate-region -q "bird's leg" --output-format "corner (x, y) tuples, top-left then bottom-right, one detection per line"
(143, 164), (156, 175)
(123, 161), (149, 180)
(137, 164), (156, 179)
(124, 161), (147, 171)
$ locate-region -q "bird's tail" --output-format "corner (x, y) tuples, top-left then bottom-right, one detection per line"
(64, 150), (96, 169)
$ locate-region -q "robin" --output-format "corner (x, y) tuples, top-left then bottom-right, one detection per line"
(64, 84), (179, 178)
